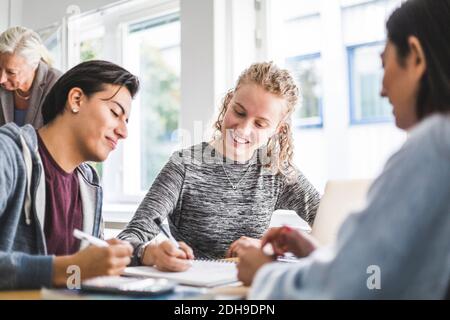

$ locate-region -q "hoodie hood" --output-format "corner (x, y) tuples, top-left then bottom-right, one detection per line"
(0, 124), (41, 226)
(0, 123), (103, 235)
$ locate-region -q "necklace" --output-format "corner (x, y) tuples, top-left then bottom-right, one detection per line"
(221, 162), (252, 191)
(15, 89), (31, 100)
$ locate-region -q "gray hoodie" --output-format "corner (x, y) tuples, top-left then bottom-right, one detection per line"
(250, 114), (450, 299)
(0, 123), (103, 290)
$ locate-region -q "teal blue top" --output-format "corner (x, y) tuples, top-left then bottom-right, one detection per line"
(14, 108), (27, 127)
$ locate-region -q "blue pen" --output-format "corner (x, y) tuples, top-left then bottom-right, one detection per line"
(153, 217), (180, 249)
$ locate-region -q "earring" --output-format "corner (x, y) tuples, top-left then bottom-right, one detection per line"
(71, 108), (79, 114)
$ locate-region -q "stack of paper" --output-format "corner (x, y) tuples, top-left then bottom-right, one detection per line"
(123, 260), (238, 287)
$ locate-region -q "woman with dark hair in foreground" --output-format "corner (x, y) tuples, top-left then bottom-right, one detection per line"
(237, 0), (450, 299)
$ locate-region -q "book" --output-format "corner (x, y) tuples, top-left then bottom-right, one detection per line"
(123, 259), (239, 288)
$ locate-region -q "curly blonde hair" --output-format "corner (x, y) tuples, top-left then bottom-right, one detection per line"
(213, 61), (299, 179)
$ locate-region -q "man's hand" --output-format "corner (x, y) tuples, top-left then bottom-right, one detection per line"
(53, 238), (133, 287)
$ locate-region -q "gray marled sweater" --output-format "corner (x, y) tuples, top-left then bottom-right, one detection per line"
(118, 142), (320, 261)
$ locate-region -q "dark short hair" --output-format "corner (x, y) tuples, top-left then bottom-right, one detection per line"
(42, 60), (140, 124)
(386, 0), (450, 120)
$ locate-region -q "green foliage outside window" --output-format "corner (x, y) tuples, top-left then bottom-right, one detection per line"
(139, 44), (180, 189)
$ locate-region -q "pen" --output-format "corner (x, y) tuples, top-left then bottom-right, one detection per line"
(153, 217), (180, 249)
(73, 229), (109, 247)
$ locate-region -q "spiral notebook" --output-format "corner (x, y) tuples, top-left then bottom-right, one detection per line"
(123, 259), (238, 288)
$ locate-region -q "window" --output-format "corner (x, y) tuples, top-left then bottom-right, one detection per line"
(286, 54), (323, 127)
(79, 38), (103, 62)
(123, 14), (180, 194)
(72, 26), (104, 64)
(261, 0), (406, 192)
(341, 0), (402, 124)
(37, 23), (63, 70)
(348, 42), (391, 124)
(266, 0), (323, 128)
(67, 0), (180, 203)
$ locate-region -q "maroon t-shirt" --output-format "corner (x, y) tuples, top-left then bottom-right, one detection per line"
(37, 133), (83, 255)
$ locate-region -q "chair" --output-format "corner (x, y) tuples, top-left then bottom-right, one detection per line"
(311, 179), (373, 246)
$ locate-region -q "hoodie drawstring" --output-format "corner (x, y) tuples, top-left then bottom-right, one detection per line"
(20, 135), (33, 225)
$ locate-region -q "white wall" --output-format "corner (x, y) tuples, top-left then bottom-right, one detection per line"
(179, 0), (257, 145)
(0, 0), (23, 32)
(179, 0), (217, 143)
(21, 0), (115, 30)
(0, 0), (9, 32)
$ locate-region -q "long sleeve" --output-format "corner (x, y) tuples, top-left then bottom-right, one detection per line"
(117, 152), (185, 263)
(250, 115), (450, 299)
(275, 171), (321, 226)
(0, 131), (53, 290)
(0, 138), (14, 213)
(0, 253), (53, 290)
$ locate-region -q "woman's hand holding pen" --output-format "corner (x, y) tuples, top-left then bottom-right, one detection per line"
(141, 240), (195, 272)
(261, 226), (319, 258)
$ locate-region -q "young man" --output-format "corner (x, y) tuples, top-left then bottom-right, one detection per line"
(0, 60), (139, 290)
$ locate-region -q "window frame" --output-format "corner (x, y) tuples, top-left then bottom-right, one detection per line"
(286, 52), (324, 129)
(340, 0), (390, 10)
(121, 12), (181, 201)
(347, 40), (391, 125)
(36, 22), (65, 70)
(67, 0), (180, 205)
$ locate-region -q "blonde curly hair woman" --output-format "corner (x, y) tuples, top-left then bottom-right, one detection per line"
(118, 62), (320, 270)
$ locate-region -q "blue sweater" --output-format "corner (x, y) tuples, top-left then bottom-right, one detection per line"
(0, 123), (103, 290)
(250, 114), (450, 299)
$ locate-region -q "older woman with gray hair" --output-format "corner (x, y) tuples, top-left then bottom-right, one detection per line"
(0, 26), (62, 128)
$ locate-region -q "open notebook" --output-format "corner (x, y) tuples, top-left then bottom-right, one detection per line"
(123, 260), (239, 288)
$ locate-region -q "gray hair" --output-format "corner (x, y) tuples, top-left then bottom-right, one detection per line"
(0, 26), (53, 68)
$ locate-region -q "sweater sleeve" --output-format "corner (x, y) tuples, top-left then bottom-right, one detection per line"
(250, 115), (450, 299)
(275, 171), (321, 226)
(117, 152), (185, 264)
(0, 134), (53, 290)
(0, 253), (53, 290)
(0, 136), (15, 214)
